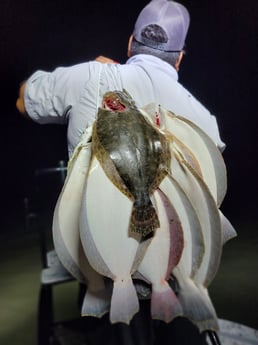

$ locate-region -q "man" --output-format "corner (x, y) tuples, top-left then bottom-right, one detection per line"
(16, 1), (222, 344)
(16, 0), (225, 158)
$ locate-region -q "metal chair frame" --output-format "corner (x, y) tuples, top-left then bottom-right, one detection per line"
(205, 330), (222, 345)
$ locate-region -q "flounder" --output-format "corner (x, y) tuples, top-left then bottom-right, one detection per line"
(92, 90), (171, 238)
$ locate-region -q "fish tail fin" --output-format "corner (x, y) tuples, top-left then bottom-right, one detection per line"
(110, 277), (139, 324)
(177, 277), (219, 332)
(130, 200), (160, 238)
(151, 281), (183, 323)
(81, 287), (111, 318)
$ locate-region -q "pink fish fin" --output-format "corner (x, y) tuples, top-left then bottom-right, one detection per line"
(174, 270), (219, 332)
(81, 286), (111, 318)
(110, 277), (139, 324)
(151, 281), (183, 323)
(156, 188), (184, 277)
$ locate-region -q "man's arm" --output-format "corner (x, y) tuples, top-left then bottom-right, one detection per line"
(16, 81), (30, 118)
(95, 56), (118, 64)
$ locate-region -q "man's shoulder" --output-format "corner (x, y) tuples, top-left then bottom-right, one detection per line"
(53, 60), (107, 75)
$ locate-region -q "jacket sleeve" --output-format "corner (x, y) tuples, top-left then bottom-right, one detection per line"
(24, 63), (92, 124)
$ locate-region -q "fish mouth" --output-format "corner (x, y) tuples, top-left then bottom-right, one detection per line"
(102, 94), (127, 112)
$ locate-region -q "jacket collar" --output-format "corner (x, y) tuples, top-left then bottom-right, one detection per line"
(126, 54), (178, 81)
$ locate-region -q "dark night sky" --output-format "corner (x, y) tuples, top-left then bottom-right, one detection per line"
(1, 0), (257, 231)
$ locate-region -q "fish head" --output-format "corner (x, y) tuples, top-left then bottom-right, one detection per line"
(102, 90), (137, 113)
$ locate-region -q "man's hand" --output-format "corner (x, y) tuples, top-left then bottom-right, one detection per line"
(16, 81), (27, 114)
(95, 55), (118, 64)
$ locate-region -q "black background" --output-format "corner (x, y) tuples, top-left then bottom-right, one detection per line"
(1, 0), (257, 231)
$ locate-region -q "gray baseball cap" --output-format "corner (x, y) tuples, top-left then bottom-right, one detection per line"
(133, 0), (190, 51)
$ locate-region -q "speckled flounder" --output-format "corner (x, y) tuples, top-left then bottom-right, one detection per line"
(92, 90), (171, 238)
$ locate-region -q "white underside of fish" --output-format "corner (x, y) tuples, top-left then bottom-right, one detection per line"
(80, 156), (150, 324)
(53, 128), (111, 318)
(51, 95), (237, 332)
(159, 174), (219, 331)
(142, 104), (227, 207)
(171, 153), (222, 287)
(159, 175), (204, 278)
(136, 188), (184, 323)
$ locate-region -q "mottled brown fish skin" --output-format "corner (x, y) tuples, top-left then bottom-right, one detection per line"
(92, 90), (171, 238)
